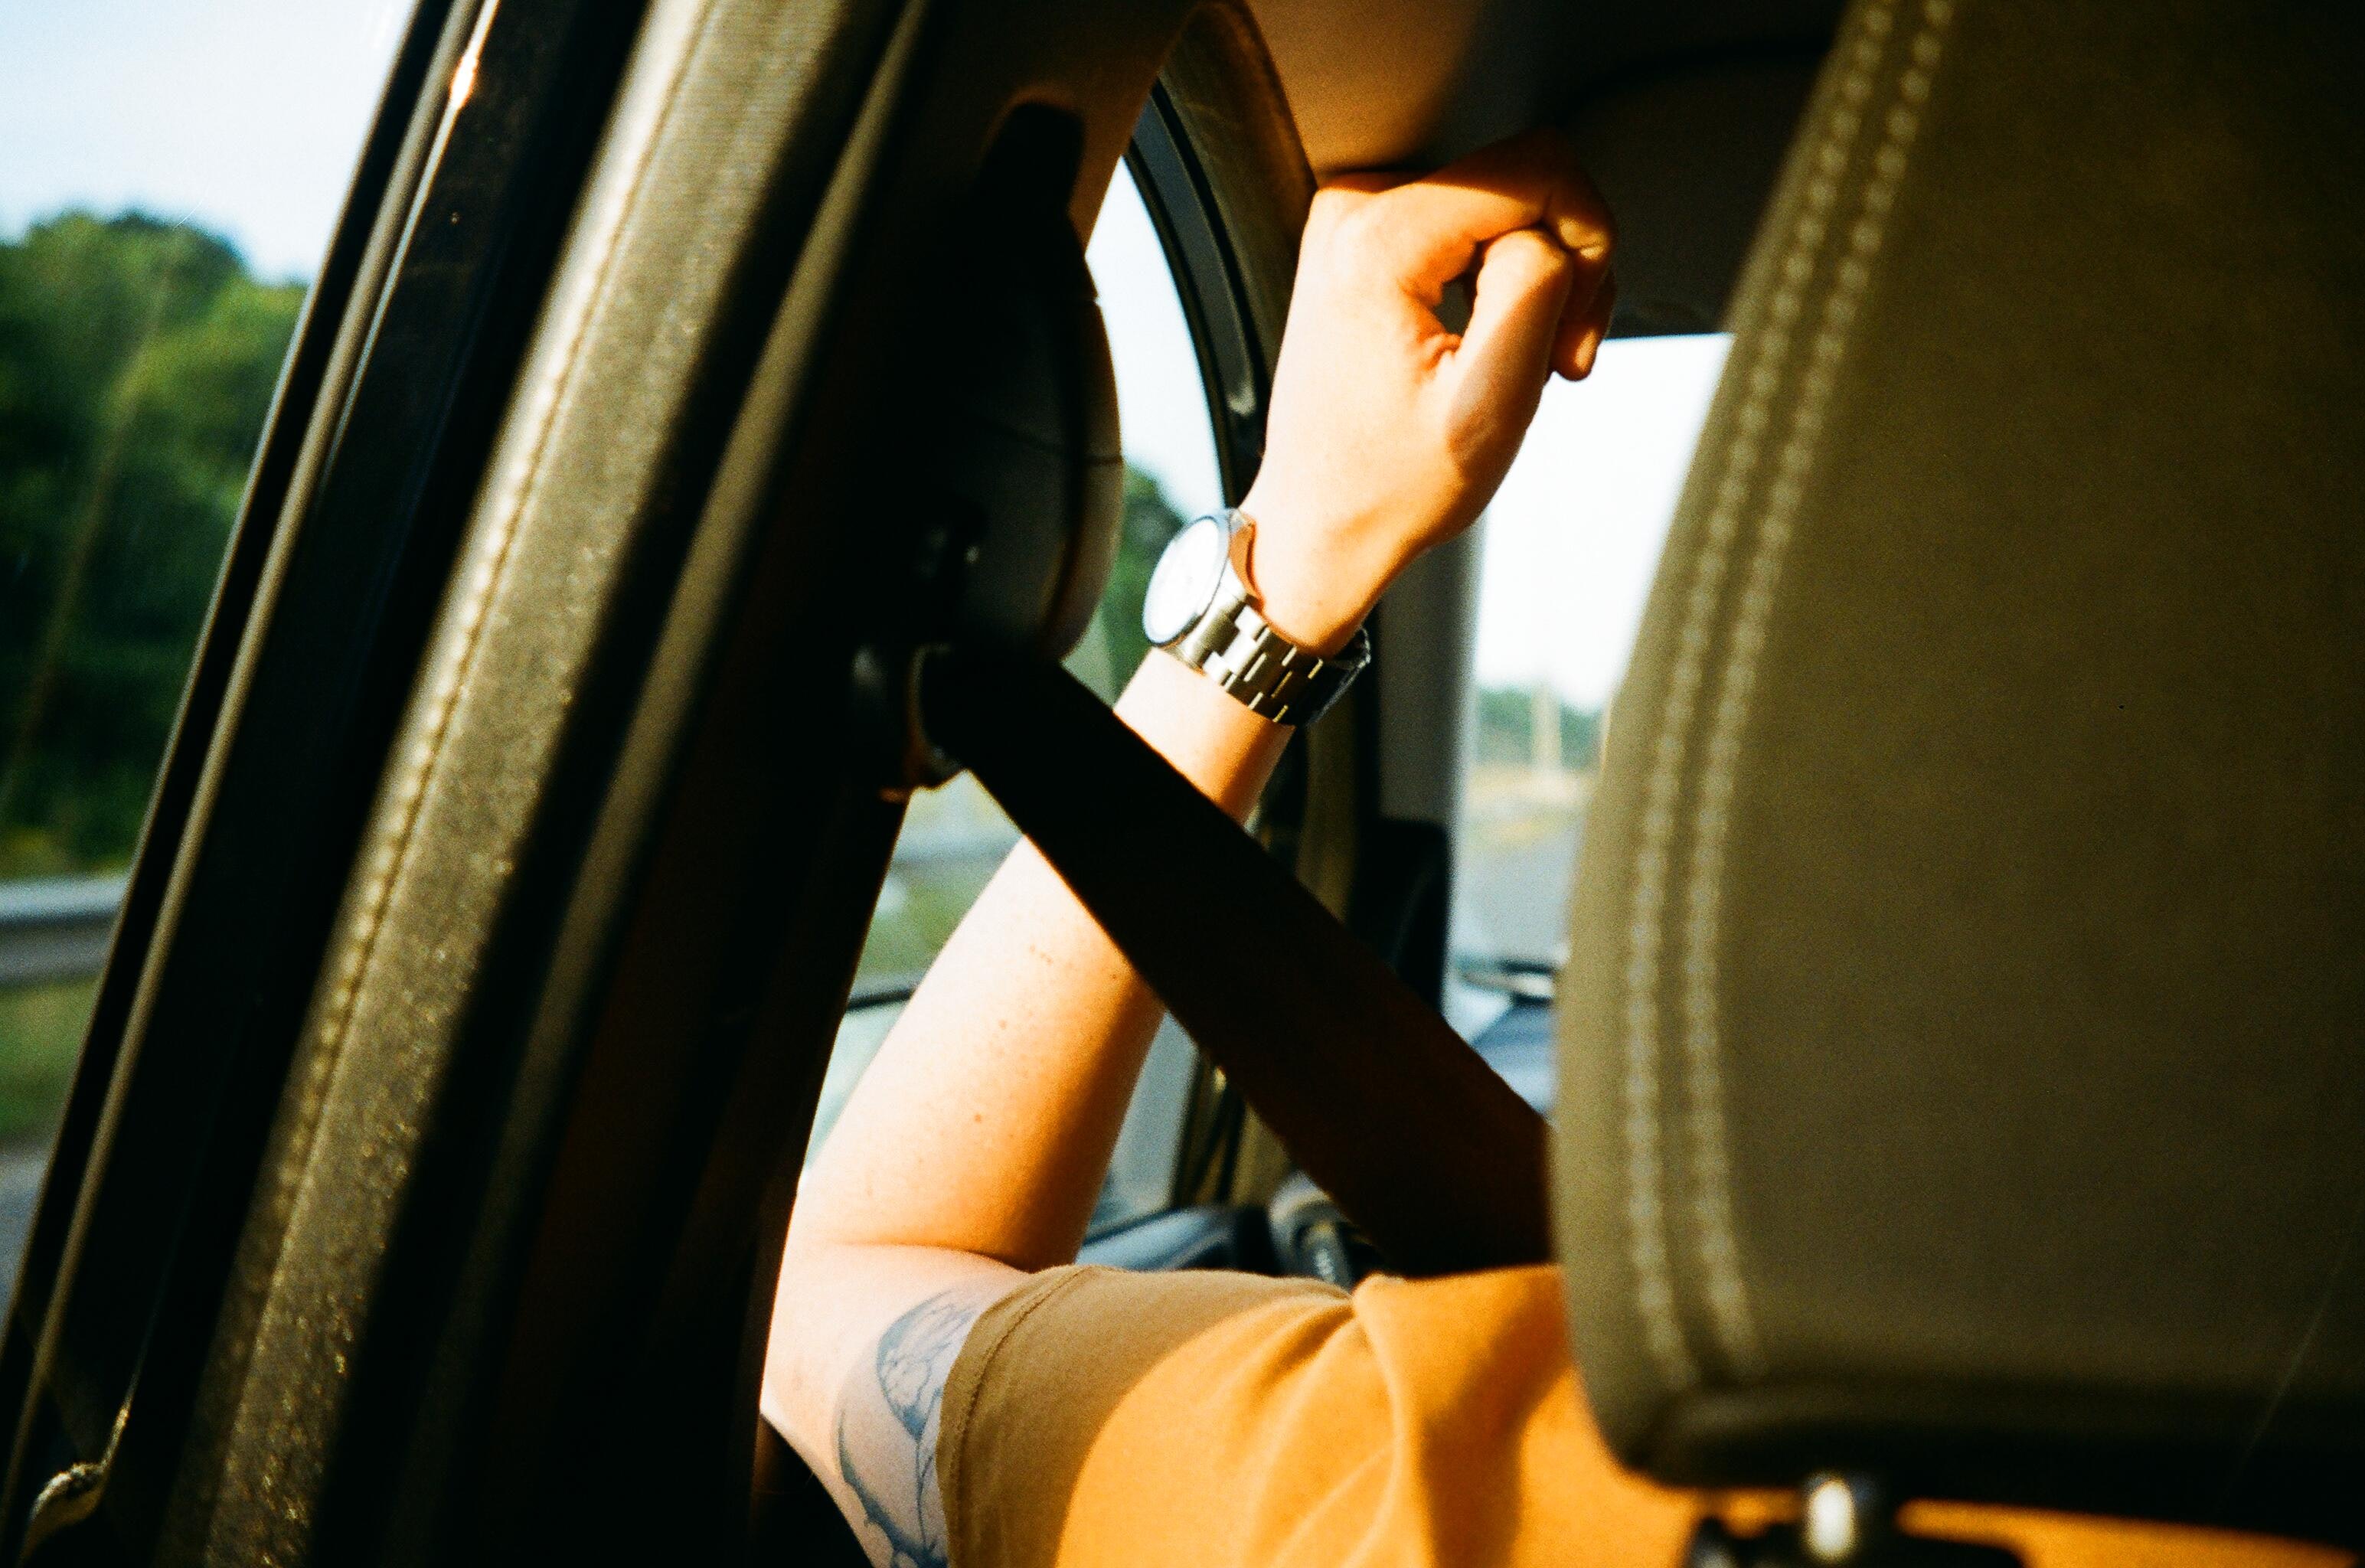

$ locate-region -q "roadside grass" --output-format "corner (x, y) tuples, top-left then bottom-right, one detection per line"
(0, 978), (96, 1147)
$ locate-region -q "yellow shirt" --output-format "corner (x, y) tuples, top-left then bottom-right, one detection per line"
(939, 1264), (2347, 1568)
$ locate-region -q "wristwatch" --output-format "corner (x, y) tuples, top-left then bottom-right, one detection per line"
(1140, 508), (1370, 726)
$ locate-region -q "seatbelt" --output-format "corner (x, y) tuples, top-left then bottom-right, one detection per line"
(922, 647), (1549, 1278)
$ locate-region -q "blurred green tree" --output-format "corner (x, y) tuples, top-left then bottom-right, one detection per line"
(1089, 462), (1188, 689)
(0, 212), (302, 878)
(1472, 686), (1601, 772)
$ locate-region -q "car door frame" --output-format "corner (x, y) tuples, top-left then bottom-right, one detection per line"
(4, 2), (1334, 1564)
(2, 0), (661, 1556)
(2, 4), (1387, 1563)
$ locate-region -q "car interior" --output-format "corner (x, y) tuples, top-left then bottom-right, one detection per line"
(0, 0), (2357, 1563)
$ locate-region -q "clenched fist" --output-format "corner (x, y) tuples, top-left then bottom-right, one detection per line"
(1240, 130), (1615, 652)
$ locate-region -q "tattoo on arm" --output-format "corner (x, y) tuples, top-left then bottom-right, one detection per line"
(835, 1290), (991, 1568)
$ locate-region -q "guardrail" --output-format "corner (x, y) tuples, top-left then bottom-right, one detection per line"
(0, 875), (128, 988)
(0, 825), (1016, 997)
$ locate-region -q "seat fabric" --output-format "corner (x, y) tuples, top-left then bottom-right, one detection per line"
(1553, 0), (2365, 1540)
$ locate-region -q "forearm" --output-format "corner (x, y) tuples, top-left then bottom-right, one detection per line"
(789, 650), (1288, 1268)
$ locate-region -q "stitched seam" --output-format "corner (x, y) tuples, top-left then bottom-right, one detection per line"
(312, 2), (716, 1058)
(942, 1269), (1099, 1556)
(1619, 0), (1901, 1394)
(207, 7), (720, 1548)
(1681, 0), (1959, 1376)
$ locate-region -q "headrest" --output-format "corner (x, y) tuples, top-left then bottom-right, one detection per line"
(1553, 0), (2365, 1542)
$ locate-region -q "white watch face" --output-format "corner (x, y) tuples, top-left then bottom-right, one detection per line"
(1141, 515), (1230, 645)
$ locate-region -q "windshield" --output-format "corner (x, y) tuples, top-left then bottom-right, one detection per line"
(1450, 333), (1730, 995)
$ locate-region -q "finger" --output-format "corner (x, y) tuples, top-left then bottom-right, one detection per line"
(1555, 266), (1615, 379)
(1369, 130), (1613, 299)
(1448, 228), (1575, 455)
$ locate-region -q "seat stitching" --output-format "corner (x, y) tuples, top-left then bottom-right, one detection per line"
(1679, 0), (1960, 1377)
(204, 3), (730, 1546)
(1618, 0), (1900, 1394)
(312, 0), (715, 1063)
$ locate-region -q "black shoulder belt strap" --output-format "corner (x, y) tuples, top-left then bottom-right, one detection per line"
(921, 648), (1549, 1277)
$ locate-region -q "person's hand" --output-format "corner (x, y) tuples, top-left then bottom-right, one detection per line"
(1238, 131), (1614, 652)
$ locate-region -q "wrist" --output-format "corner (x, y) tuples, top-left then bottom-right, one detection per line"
(1233, 495), (1390, 655)
(1115, 652), (1292, 822)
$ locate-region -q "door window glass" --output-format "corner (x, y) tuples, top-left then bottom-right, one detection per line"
(0, 0), (409, 1308)
(811, 161), (1223, 1234)
(1450, 335), (1730, 1040)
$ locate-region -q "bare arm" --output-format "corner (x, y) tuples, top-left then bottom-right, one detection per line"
(790, 653), (1292, 1272)
(763, 129), (1612, 1567)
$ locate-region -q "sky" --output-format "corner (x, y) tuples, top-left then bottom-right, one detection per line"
(4, 0), (1726, 710)
(0, 0), (410, 279)
(1472, 333), (1728, 707)
(1086, 167), (1226, 524)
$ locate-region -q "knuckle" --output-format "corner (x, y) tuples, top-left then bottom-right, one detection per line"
(1306, 185), (1370, 246)
(1307, 185), (1354, 227)
(1485, 228), (1557, 279)
(1326, 198), (1390, 260)
(1499, 225), (1557, 259)
(1583, 190), (1618, 245)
